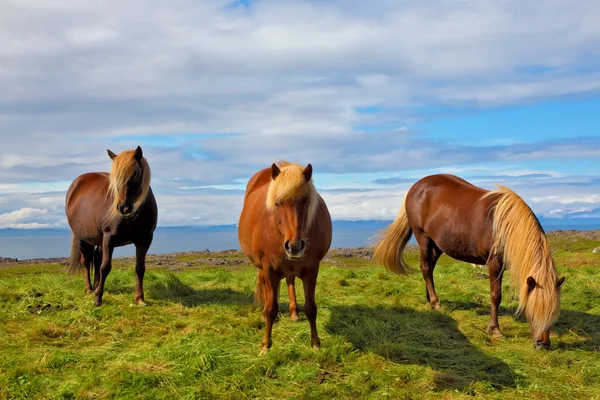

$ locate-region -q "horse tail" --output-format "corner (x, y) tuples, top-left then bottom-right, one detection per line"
(68, 235), (83, 275)
(373, 195), (414, 275)
(484, 186), (560, 336)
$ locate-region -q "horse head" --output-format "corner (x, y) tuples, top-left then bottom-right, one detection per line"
(107, 146), (151, 218)
(267, 162), (318, 260)
(526, 275), (566, 349)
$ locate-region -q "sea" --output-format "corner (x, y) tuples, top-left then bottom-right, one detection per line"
(0, 219), (598, 260)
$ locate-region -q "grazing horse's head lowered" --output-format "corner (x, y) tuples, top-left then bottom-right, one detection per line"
(107, 146), (151, 218)
(373, 175), (565, 350)
(266, 162), (319, 260)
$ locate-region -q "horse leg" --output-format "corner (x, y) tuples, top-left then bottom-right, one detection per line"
(301, 266), (321, 348)
(286, 275), (300, 322)
(92, 246), (102, 290)
(134, 241), (151, 306)
(94, 237), (114, 307)
(260, 267), (281, 356)
(415, 233), (442, 310)
(80, 242), (95, 294)
(487, 258), (504, 338)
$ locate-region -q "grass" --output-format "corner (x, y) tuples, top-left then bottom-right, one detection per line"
(0, 238), (599, 399)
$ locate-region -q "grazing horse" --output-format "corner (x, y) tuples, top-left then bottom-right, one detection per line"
(238, 162), (332, 355)
(65, 146), (158, 306)
(373, 174), (565, 349)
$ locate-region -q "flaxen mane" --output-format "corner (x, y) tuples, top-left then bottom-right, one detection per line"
(483, 185), (561, 337)
(266, 161), (319, 229)
(107, 150), (151, 219)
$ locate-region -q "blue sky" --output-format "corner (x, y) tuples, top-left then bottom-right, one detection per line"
(0, 0), (599, 228)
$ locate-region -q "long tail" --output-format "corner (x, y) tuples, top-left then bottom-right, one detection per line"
(372, 196), (414, 275)
(68, 235), (83, 275)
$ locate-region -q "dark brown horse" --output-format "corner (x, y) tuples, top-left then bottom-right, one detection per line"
(373, 174), (565, 349)
(238, 162), (332, 355)
(65, 146), (158, 306)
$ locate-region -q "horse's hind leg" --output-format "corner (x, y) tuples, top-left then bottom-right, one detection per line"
(414, 232), (442, 310)
(92, 247), (102, 290)
(286, 275), (300, 322)
(487, 258), (504, 338)
(80, 242), (95, 294)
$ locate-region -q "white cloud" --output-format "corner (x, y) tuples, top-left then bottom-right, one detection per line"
(1, 0), (600, 227)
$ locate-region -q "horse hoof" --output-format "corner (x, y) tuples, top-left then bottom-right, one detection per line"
(259, 347), (269, 356)
(136, 299), (147, 306)
(487, 327), (503, 338)
(432, 302), (441, 311)
(290, 314), (300, 322)
(94, 299), (102, 307)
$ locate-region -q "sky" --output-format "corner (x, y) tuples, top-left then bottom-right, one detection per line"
(1, 0), (600, 228)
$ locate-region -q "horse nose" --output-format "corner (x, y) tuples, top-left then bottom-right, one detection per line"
(284, 240), (306, 259)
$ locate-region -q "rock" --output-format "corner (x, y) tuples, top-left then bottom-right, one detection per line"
(593, 247), (600, 253)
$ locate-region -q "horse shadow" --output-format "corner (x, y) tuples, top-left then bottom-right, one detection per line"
(440, 300), (600, 351)
(147, 273), (254, 307)
(325, 305), (517, 391)
(553, 309), (600, 351)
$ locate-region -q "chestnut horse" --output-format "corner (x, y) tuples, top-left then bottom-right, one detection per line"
(65, 146), (158, 306)
(373, 174), (565, 349)
(238, 162), (332, 355)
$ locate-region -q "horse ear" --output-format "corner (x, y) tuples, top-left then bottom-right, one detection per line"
(107, 150), (117, 160)
(303, 163), (313, 182)
(527, 276), (537, 292)
(556, 276), (565, 288)
(134, 146), (143, 161)
(271, 163), (280, 180)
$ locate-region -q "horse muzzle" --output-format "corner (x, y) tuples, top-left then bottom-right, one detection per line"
(284, 240), (306, 259)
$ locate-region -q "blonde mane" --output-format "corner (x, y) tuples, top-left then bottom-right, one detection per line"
(107, 149), (151, 219)
(483, 185), (561, 337)
(266, 161), (319, 230)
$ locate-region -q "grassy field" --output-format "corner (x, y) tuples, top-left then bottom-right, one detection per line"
(1, 233), (599, 399)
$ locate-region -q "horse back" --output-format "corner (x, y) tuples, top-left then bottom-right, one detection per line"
(406, 174), (496, 263)
(66, 172), (110, 217)
(243, 168), (271, 201)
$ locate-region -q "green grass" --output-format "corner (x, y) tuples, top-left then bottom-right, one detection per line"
(1, 242), (599, 399)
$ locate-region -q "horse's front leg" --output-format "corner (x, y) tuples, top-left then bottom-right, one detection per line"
(286, 275), (300, 322)
(301, 265), (321, 348)
(260, 267), (281, 356)
(134, 239), (152, 306)
(94, 236), (114, 306)
(487, 258), (504, 338)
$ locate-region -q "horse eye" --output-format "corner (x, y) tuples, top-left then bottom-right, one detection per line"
(275, 202), (280, 208)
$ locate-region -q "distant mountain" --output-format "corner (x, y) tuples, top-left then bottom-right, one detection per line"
(1, 217), (598, 238)
(543, 207), (600, 219)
